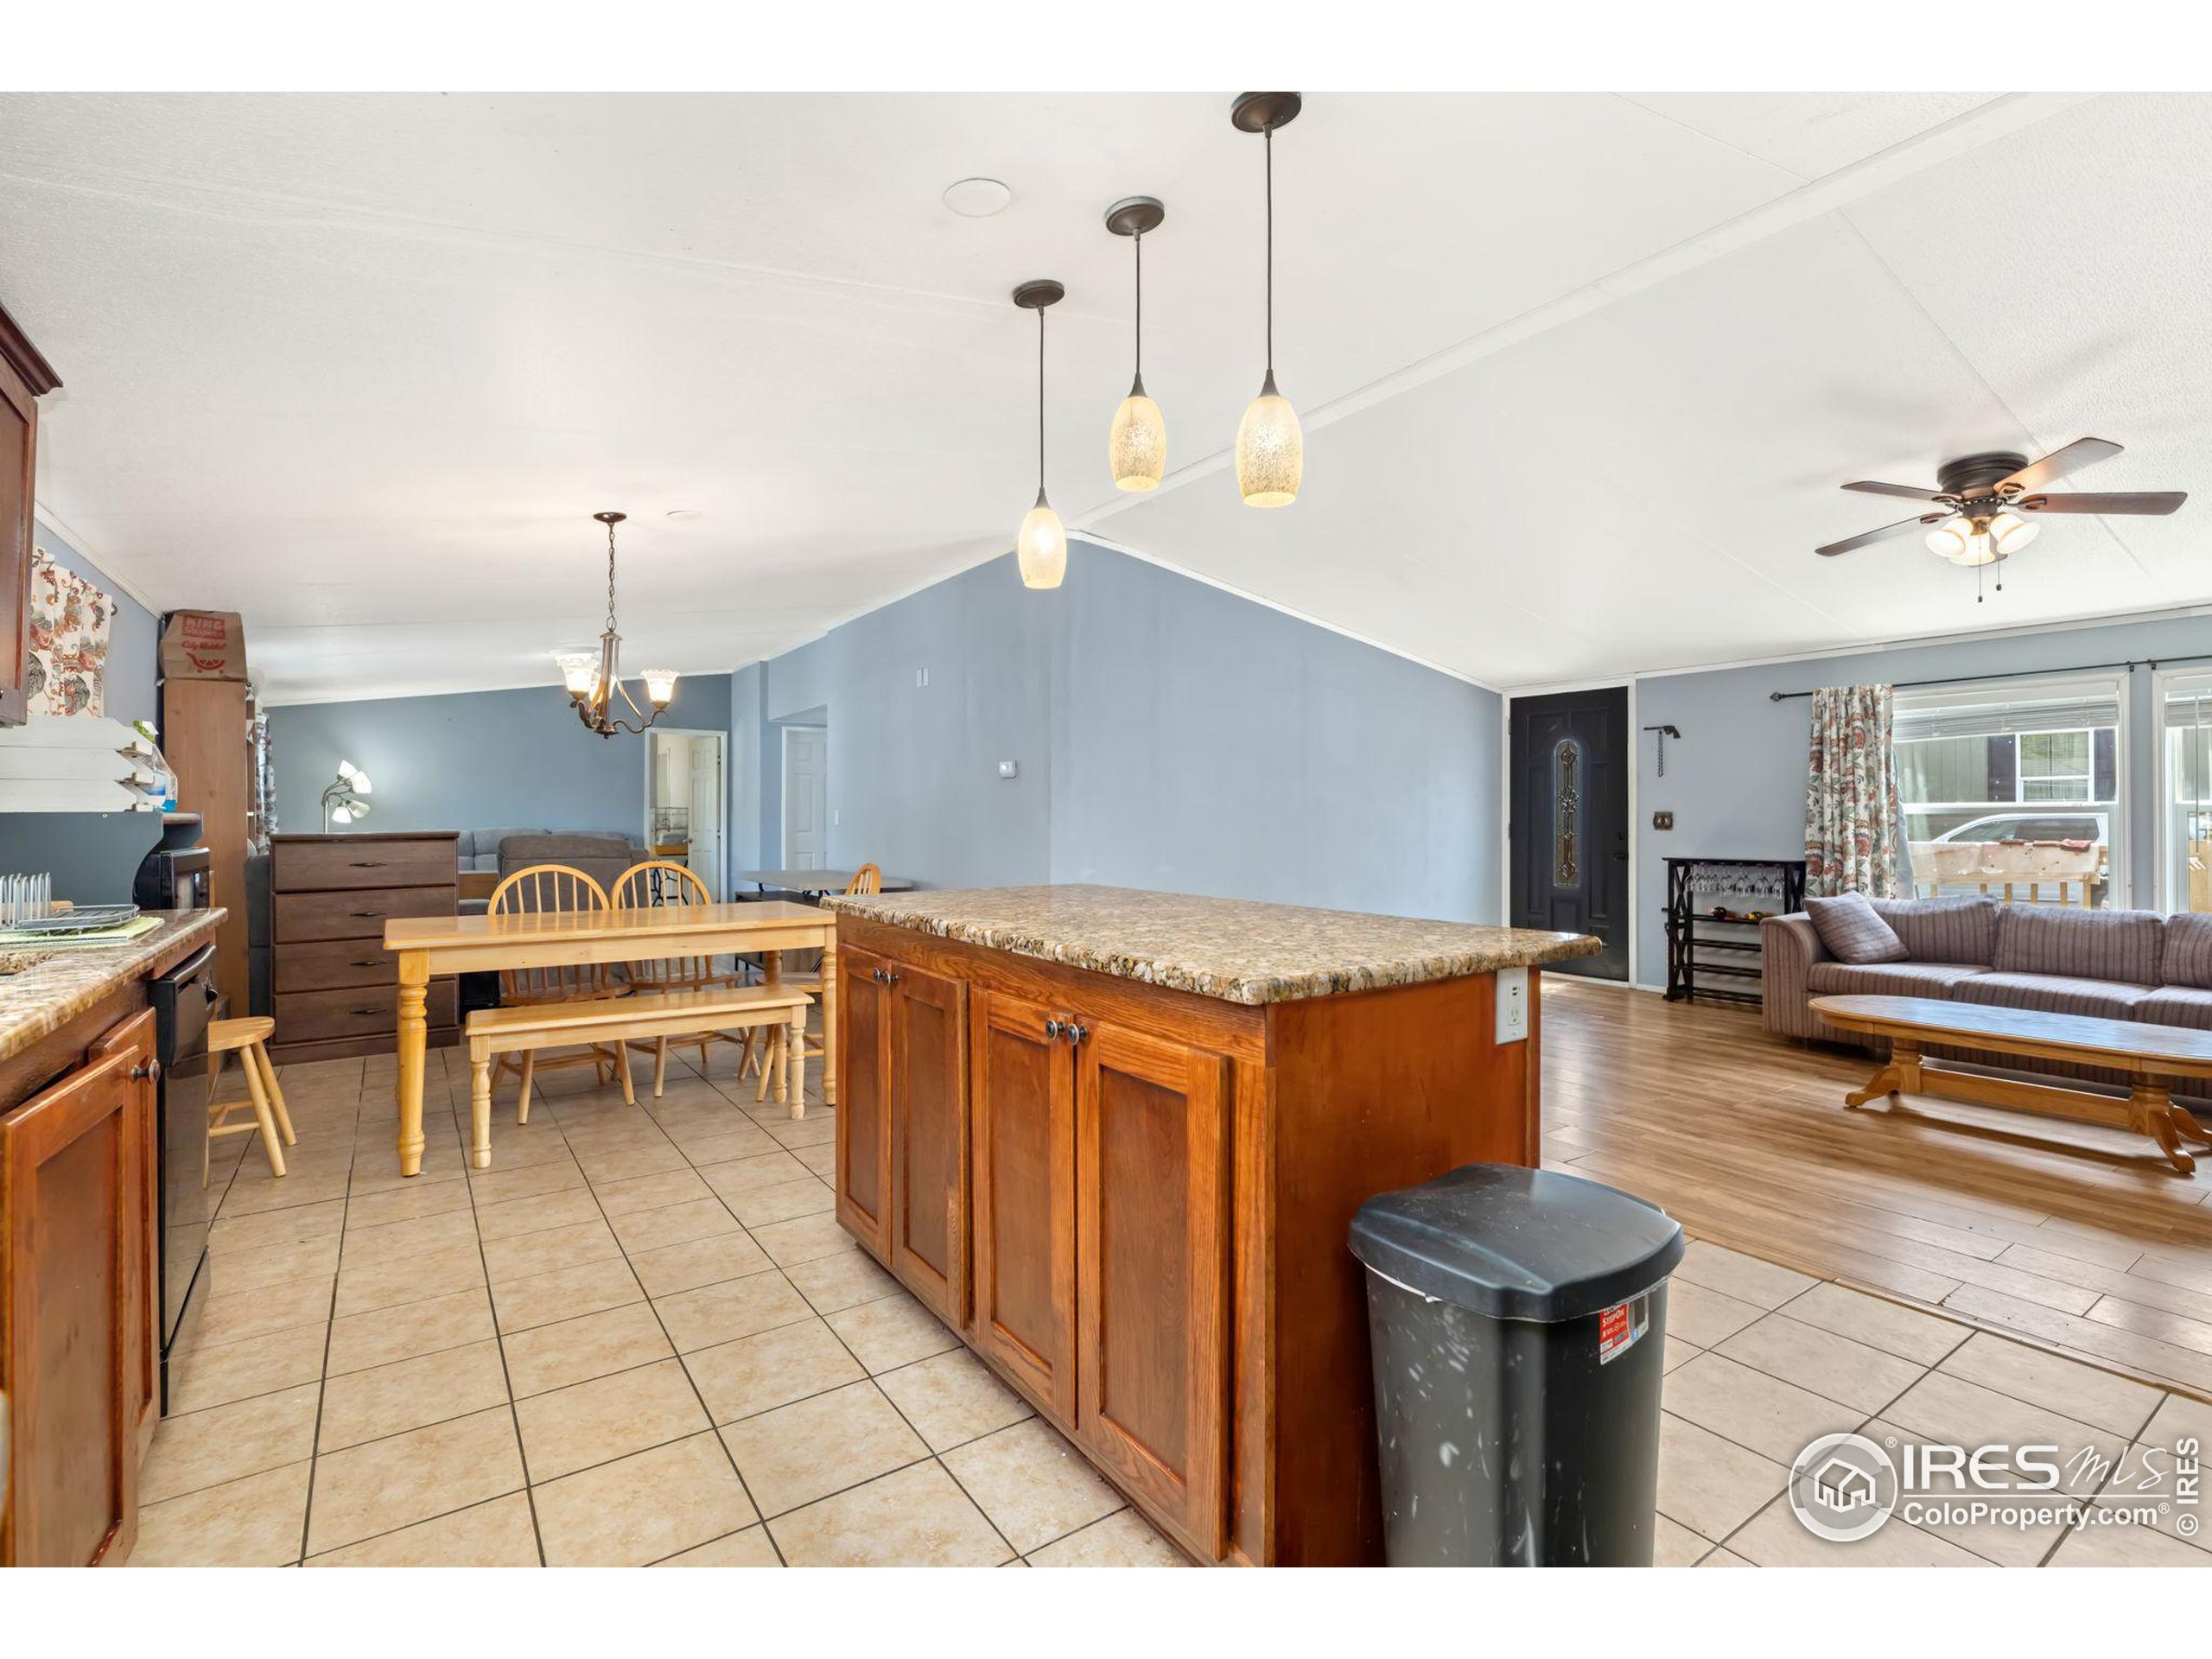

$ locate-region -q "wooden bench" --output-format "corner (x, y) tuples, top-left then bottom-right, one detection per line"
(462, 983), (811, 1169)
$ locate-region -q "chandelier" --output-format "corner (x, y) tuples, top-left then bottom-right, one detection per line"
(556, 511), (678, 739)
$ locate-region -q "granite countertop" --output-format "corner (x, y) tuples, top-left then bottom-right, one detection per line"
(823, 884), (1600, 1005)
(0, 909), (227, 1062)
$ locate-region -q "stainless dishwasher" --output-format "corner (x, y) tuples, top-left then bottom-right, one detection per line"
(149, 941), (219, 1413)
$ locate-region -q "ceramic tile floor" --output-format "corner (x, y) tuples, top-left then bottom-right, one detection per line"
(132, 1038), (1178, 1568)
(131, 1039), (2212, 1567)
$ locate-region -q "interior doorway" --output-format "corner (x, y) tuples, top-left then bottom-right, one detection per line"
(644, 728), (726, 899)
(1509, 687), (1630, 981)
(782, 723), (828, 871)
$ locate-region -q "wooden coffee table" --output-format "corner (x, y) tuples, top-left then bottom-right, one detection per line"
(1809, 994), (2212, 1175)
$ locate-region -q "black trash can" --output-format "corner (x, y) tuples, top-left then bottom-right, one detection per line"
(1350, 1164), (1686, 1567)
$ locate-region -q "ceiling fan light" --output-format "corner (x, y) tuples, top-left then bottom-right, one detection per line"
(1924, 518), (1974, 561)
(1109, 387), (1166, 492)
(1990, 509), (2040, 555)
(1236, 374), (1303, 508)
(1018, 492), (1067, 589)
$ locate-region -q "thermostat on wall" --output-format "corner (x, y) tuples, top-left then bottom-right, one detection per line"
(997, 760), (1019, 779)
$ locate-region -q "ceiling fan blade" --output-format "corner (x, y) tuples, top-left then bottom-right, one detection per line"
(1842, 480), (1948, 502)
(2018, 490), (2188, 516)
(1999, 437), (2122, 493)
(1815, 515), (1939, 557)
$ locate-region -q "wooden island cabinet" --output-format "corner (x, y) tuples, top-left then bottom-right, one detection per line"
(826, 886), (1598, 1567)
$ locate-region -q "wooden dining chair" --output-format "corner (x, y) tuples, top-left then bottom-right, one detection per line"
(611, 860), (760, 1092)
(487, 863), (629, 1117)
(753, 862), (880, 1101)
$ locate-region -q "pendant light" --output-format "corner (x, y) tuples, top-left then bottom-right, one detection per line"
(553, 511), (679, 739)
(1013, 279), (1068, 588)
(1231, 91), (1304, 508)
(1104, 196), (1167, 492)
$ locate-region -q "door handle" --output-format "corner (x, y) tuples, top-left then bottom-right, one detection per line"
(1063, 1022), (1088, 1046)
(1045, 1017), (1064, 1040)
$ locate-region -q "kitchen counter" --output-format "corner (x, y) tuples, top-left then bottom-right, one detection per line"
(0, 908), (226, 1061)
(824, 883), (1599, 1004)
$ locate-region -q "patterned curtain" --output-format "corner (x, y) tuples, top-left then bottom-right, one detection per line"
(1804, 684), (1905, 898)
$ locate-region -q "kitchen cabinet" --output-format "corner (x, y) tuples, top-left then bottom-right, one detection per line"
(969, 988), (1076, 1421)
(1073, 1019), (1230, 1557)
(1, 1008), (156, 1567)
(0, 301), (62, 729)
(835, 946), (967, 1325)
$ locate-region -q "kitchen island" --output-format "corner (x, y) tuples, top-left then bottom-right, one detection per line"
(821, 884), (1598, 1567)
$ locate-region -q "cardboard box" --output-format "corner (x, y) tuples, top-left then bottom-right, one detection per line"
(160, 610), (247, 682)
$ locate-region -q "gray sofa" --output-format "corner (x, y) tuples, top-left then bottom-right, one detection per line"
(1763, 896), (2212, 1094)
(456, 827), (646, 913)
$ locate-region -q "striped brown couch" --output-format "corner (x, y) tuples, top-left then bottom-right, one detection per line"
(1762, 899), (2212, 1096)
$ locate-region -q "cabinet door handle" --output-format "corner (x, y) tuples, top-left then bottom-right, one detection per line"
(130, 1059), (162, 1084)
(1065, 1022), (1089, 1046)
(884, 970), (899, 985)
(1044, 1017), (1063, 1040)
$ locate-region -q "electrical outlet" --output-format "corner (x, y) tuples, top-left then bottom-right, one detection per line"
(1496, 966), (1529, 1043)
(1652, 810), (1675, 831)
(997, 760), (1020, 779)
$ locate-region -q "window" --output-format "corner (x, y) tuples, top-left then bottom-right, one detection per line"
(1553, 737), (1581, 887)
(1894, 676), (2124, 907)
(2158, 672), (2212, 913)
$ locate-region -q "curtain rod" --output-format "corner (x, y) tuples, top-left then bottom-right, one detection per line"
(1766, 652), (2212, 702)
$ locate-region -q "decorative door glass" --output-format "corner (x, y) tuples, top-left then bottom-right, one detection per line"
(1553, 737), (1581, 888)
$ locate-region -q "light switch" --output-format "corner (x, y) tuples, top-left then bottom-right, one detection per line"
(1651, 810), (1675, 831)
(1496, 966), (1529, 1043)
(997, 760), (1019, 779)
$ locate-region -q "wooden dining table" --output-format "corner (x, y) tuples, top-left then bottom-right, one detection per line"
(381, 900), (837, 1176)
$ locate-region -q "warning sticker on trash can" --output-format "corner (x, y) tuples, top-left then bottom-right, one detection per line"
(1598, 1294), (1650, 1363)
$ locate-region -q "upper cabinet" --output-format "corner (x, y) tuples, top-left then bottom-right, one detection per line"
(0, 300), (63, 728)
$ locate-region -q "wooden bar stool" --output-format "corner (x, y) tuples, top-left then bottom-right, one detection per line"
(207, 1016), (297, 1180)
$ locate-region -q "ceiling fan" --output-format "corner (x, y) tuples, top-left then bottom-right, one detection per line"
(1815, 439), (2187, 578)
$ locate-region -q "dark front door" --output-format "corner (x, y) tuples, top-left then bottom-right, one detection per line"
(1510, 688), (1629, 980)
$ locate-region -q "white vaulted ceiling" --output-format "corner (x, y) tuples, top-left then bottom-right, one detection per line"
(0, 90), (2206, 701)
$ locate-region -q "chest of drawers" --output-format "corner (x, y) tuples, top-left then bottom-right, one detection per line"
(268, 832), (458, 1065)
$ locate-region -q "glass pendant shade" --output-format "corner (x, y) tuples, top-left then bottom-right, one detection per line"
(556, 652), (598, 699)
(1236, 372), (1304, 508)
(1018, 491), (1068, 589)
(642, 668), (678, 707)
(1109, 381), (1166, 492)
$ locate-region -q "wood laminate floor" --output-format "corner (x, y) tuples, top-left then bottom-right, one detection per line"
(1544, 978), (2212, 1400)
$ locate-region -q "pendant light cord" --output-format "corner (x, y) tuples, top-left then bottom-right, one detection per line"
(1134, 232), (1142, 379)
(1036, 305), (1046, 491)
(1264, 127), (1274, 374)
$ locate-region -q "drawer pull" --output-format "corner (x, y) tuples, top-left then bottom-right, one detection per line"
(350, 910), (383, 918)
(350, 1007), (381, 1018)
(351, 959), (382, 969)
(348, 861), (385, 868)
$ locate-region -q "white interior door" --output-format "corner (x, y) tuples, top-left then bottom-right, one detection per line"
(687, 737), (723, 897)
(784, 726), (828, 871)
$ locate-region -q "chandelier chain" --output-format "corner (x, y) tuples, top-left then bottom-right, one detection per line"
(604, 515), (620, 635)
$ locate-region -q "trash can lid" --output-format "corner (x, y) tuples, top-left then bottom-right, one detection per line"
(1349, 1165), (1685, 1322)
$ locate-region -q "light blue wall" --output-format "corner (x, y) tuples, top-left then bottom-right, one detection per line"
(37, 521), (157, 728)
(268, 673), (733, 855)
(1633, 612), (2212, 986)
(1051, 549), (1498, 918)
(753, 556), (1055, 891)
(734, 542), (1502, 922)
